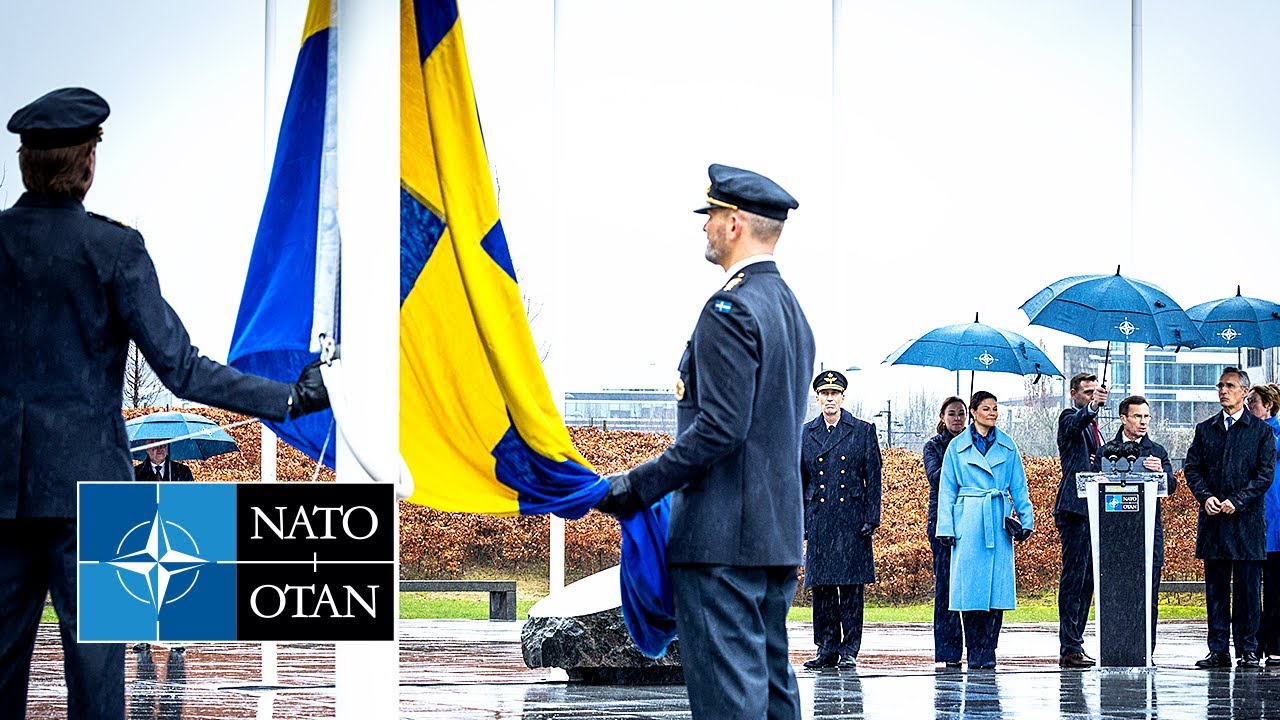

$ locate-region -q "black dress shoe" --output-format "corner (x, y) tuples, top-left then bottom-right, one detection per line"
(1195, 651), (1231, 669)
(803, 653), (839, 669)
(837, 655), (857, 669)
(1237, 652), (1263, 668)
(1265, 656), (1280, 667)
(944, 661), (963, 669)
(968, 662), (996, 670)
(1059, 652), (1095, 669)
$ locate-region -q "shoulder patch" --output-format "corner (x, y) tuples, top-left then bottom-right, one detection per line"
(713, 299), (733, 314)
(721, 271), (747, 292)
(87, 211), (131, 229)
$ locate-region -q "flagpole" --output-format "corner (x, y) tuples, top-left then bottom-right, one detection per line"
(335, 0), (400, 717)
(549, 0), (566, 596)
(260, 0), (280, 704)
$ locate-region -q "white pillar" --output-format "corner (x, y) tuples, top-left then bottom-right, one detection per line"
(335, 0), (400, 718)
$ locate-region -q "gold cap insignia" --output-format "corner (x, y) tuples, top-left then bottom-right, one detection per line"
(675, 378), (686, 401)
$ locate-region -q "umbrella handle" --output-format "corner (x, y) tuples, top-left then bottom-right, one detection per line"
(319, 357), (415, 499)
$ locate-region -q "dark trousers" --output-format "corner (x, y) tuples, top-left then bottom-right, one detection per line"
(1259, 552), (1280, 656)
(960, 610), (1003, 667)
(929, 536), (964, 663)
(1204, 558), (1262, 655)
(0, 519), (124, 719)
(812, 584), (864, 658)
(670, 564), (801, 720)
(1057, 514), (1093, 655)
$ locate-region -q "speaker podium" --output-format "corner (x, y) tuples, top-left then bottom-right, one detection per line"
(1076, 466), (1168, 667)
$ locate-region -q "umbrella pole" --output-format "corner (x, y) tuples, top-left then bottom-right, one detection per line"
(1101, 342), (1111, 386)
(969, 370), (975, 400)
(1238, 347), (1242, 368)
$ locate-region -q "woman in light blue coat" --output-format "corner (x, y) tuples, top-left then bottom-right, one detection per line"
(936, 391), (1034, 668)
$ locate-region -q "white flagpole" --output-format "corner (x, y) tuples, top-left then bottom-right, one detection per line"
(260, 1), (280, 707)
(549, 0), (566, 595)
(335, 0), (400, 717)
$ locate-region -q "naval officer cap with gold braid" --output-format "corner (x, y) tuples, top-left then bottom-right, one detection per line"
(693, 163), (799, 221)
(813, 370), (848, 393)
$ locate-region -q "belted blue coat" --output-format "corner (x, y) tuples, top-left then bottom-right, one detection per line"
(935, 427), (1034, 612)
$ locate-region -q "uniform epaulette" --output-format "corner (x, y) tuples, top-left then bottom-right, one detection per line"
(86, 211), (131, 229)
(721, 271), (748, 292)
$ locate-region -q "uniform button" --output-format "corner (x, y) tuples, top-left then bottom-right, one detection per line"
(820, 484), (825, 489)
(840, 498), (845, 502)
(818, 457), (823, 462)
(840, 470), (846, 474)
(841, 456), (846, 460)
(818, 471), (824, 476)
(840, 484), (845, 488)
(819, 498), (825, 503)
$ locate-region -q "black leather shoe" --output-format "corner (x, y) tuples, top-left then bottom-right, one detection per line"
(944, 661), (963, 669)
(1059, 651), (1095, 669)
(1237, 652), (1263, 668)
(1195, 651), (1231, 668)
(837, 655), (857, 669)
(803, 653), (839, 669)
(968, 661), (996, 670)
(1265, 656), (1280, 667)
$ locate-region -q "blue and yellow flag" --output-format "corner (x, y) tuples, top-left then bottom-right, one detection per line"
(399, 0), (600, 516)
(230, 0), (338, 466)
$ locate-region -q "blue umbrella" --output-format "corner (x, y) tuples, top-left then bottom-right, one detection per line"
(884, 314), (1062, 396)
(1020, 267), (1205, 350)
(126, 411), (240, 462)
(1186, 285), (1280, 359)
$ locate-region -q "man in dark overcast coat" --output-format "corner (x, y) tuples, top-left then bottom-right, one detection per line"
(595, 164), (815, 719)
(800, 370), (881, 670)
(1185, 368), (1277, 669)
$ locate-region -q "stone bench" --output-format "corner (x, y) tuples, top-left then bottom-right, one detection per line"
(399, 579), (517, 621)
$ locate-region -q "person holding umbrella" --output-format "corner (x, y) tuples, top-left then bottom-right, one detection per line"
(935, 391), (1034, 669)
(134, 442), (194, 483)
(1244, 382), (1280, 666)
(1055, 372), (1109, 669)
(922, 396), (968, 667)
(0, 88), (331, 719)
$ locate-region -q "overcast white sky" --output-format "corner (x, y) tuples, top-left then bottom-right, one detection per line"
(3, 0), (1278, 414)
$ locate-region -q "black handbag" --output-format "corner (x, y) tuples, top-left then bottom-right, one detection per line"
(1004, 514), (1023, 536)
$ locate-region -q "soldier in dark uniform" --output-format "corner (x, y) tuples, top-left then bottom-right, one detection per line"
(595, 164), (815, 719)
(0, 87), (329, 719)
(800, 370), (881, 670)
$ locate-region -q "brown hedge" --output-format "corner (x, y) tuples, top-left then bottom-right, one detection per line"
(122, 410), (1204, 600)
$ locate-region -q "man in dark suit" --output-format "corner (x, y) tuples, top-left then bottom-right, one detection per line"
(800, 370), (881, 670)
(1185, 368), (1277, 669)
(134, 443), (194, 483)
(1055, 371), (1108, 668)
(0, 88), (330, 719)
(595, 164), (815, 719)
(1109, 395), (1175, 649)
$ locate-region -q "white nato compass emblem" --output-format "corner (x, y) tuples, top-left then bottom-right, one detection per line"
(1116, 317), (1137, 337)
(1218, 326), (1241, 344)
(976, 352), (997, 368)
(108, 510), (209, 614)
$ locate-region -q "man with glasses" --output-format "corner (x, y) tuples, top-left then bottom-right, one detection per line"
(1108, 395), (1174, 650)
(1185, 368), (1277, 668)
(1055, 372), (1109, 668)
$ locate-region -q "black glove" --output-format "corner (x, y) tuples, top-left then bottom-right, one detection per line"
(860, 522), (877, 538)
(288, 360), (331, 420)
(1015, 527), (1033, 543)
(938, 536), (956, 547)
(594, 472), (645, 517)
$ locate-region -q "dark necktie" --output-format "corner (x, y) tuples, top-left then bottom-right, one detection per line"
(1226, 415), (1235, 431)
(827, 424), (833, 433)
(154, 465), (163, 481)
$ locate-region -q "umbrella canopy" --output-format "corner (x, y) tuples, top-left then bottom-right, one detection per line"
(1019, 267), (1205, 349)
(126, 411), (240, 462)
(884, 315), (1063, 378)
(1186, 285), (1280, 350)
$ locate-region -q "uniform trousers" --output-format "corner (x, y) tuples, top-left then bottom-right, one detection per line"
(1205, 558), (1262, 655)
(929, 536), (964, 663)
(0, 519), (124, 719)
(960, 610), (1003, 667)
(812, 584), (864, 658)
(1056, 513), (1093, 655)
(1262, 552), (1280, 656)
(669, 564), (800, 720)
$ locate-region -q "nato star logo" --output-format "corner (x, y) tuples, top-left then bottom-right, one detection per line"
(1106, 495), (1122, 511)
(1116, 317), (1137, 337)
(109, 510), (209, 614)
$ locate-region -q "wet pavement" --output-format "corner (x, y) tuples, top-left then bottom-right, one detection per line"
(24, 619), (1280, 718)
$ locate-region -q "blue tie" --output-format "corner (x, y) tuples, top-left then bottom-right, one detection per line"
(1226, 415), (1235, 431)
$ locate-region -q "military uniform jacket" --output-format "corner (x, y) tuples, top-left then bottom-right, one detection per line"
(133, 459), (194, 483)
(801, 409), (881, 586)
(0, 193), (293, 519)
(1184, 410), (1277, 561)
(627, 260), (815, 567)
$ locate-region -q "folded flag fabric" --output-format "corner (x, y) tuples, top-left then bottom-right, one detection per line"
(401, 0), (674, 656)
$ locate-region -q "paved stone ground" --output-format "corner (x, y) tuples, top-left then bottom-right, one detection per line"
(22, 619), (1280, 718)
